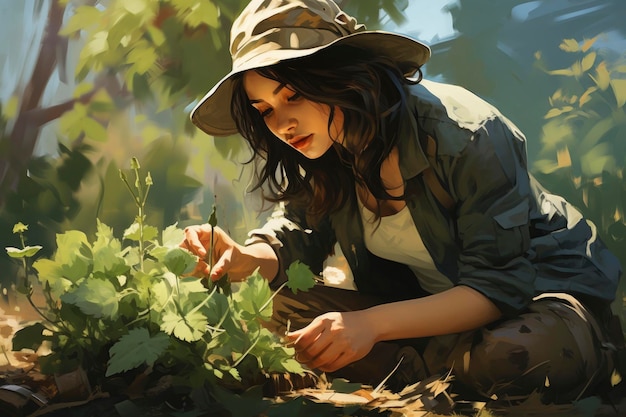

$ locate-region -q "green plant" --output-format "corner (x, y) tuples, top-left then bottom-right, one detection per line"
(533, 36), (626, 317)
(6, 158), (316, 394)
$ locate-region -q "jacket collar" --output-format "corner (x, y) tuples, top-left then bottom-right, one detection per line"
(397, 97), (429, 180)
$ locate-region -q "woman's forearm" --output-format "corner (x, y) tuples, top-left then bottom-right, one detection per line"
(363, 285), (502, 342)
(240, 241), (279, 282)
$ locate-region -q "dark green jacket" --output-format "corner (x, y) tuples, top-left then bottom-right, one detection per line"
(246, 80), (621, 317)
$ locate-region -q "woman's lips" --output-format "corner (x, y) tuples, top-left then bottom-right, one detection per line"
(289, 134), (312, 150)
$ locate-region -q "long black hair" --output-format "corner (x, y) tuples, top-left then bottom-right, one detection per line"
(230, 44), (421, 221)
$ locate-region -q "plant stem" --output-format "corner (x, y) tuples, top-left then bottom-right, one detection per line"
(138, 204), (145, 272)
(258, 281), (288, 315)
(232, 332), (261, 368)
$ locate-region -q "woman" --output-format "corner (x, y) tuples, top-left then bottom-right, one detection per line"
(182, 0), (622, 404)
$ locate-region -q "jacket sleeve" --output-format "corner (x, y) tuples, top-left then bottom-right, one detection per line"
(244, 201), (337, 290)
(438, 115), (537, 316)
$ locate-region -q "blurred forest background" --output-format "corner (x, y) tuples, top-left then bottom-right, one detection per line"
(0, 0), (625, 319)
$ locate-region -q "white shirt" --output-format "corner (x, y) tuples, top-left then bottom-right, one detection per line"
(359, 199), (453, 294)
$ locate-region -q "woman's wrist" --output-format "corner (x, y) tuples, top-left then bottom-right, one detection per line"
(241, 241), (279, 281)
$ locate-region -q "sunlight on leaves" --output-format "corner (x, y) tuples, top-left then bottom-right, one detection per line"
(6, 246), (43, 259)
(160, 309), (208, 342)
(559, 38), (579, 53)
(106, 328), (169, 376)
(234, 272), (273, 321)
(2, 95), (19, 119)
(590, 61), (611, 90)
(610, 79), (626, 108)
(61, 278), (119, 319)
(60, 5), (102, 36)
(581, 51), (596, 72)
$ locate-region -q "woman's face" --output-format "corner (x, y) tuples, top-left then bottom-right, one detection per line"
(243, 70), (344, 159)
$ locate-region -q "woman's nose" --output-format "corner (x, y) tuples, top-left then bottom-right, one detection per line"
(275, 112), (297, 137)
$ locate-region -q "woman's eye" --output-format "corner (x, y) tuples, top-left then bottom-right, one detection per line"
(287, 92), (302, 102)
(260, 108), (272, 118)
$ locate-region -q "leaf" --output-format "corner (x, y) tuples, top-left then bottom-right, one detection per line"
(581, 52), (596, 72)
(163, 247), (197, 275)
(233, 271), (273, 321)
(183, 0), (219, 28)
(590, 62), (611, 90)
(54, 231), (92, 282)
(559, 38), (579, 53)
(92, 221), (127, 276)
(61, 278), (119, 319)
(123, 0), (150, 15)
(123, 222), (158, 242)
(580, 143), (615, 177)
(286, 261), (316, 294)
(581, 36), (598, 52)
(6, 246), (42, 259)
(82, 117), (108, 141)
(60, 5), (102, 35)
(160, 309), (208, 342)
(3, 95), (19, 119)
(146, 26), (166, 47)
(610, 79), (626, 108)
(544, 106), (574, 119)
(106, 328), (169, 376)
(579, 86), (597, 107)
(73, 82), (94, 98)
(161, 223), (184, 248)
(331, 378), (363, 394)
(33, 259), (73, 298)
(12, 323), (48, 351)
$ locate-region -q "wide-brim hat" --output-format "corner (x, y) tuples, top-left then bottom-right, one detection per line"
(191, 0), (431, 137)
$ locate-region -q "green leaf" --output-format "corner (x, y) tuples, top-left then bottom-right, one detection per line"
(611, 79), (626, 108)
(184, 0), (219, 28)
(146, 25), (166, 46)
(580, 143), (615, 177)
(12, 222), (28, 234)
(161, 223), (184, 248)
(163, 247), (197, 275)
(3, 95), (19, 119)
(82, 117), (108, 141)
(559, 38), (579, 53)
(233, 271), (273, 321)
(106, 328), (169, 377)
(73, 82), (94, 98)
(92, 221), (127, 276)
(61, 278), (119, 319)
(330, 378), (362, 393)
(33, 258), (73, 298)
(60, 5), (102, 35)
(6, 246), (42, 259)
(286, 261), (316, 294)
(53, 230), (92, 282)
(581, 51), (596, 72)
(123, 222), (158, 242)
(160, 309), (208, 342)
(12, 323), (48, 351)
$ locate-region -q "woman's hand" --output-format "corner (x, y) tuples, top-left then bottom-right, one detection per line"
(180, 224), (278, 282)
(286, 311), (376, 372)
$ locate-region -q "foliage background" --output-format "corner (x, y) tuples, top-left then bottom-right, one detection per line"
(0, 0), (625, 322)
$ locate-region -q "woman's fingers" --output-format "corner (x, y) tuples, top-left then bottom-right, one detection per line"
(182, 224), (212, 257)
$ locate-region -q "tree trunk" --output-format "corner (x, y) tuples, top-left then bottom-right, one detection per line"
(0, 0), (65, 207)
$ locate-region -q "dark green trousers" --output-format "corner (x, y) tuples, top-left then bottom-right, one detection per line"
(270, 284), (618, 404)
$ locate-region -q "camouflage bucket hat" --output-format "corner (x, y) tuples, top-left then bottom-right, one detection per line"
(190, 0), (431, 137)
